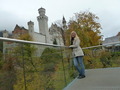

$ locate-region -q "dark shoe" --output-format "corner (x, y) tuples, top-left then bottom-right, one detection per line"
(79, 74), (82, 76)
(77, 75), (86, 79)
(81, 75), (85, 78)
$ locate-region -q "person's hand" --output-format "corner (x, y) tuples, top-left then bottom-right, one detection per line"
(69, 45), (73, 48)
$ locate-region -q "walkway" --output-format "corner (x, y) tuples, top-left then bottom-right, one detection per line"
(64, 67), (120, 90)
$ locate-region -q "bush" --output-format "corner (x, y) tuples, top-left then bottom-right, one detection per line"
(100, 51), (112, 68)
(111, 52), (120, 57)
(0, 52), (3, 69)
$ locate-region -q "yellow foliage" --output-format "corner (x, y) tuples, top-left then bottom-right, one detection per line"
(18, 33), (33, 41)
(65, 11), (102, 47)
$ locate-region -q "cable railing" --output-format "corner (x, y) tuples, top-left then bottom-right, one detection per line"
(0, 37), (120, 90)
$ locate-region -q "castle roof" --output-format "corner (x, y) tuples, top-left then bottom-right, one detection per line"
(116, 32), (120, 36)
(14, 24), (28, 30)
(62, 16), (66, 23)
(103, 32), (120, 45)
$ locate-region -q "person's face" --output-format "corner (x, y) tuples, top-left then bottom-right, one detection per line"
(71, 32), (76, 38)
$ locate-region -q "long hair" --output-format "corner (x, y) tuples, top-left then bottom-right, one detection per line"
(70, 31), (79, 45)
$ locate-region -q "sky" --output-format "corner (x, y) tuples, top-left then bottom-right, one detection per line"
(0, 0), (120, 39)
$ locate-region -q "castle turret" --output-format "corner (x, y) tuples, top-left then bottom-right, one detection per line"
(28, 21), (34, 37)
(62, 16), (67, 31)
(37, 7), (50, 43)
(2, 30), (9, 54)
(3, 30), (8, 38)
(62, 16), (67, 45)
(38, 7), (45, 16)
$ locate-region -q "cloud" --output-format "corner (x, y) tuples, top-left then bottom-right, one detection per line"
(0, 10), (23, 31)
(1, 0), (120, 38)
(0, 10), (39, 32)
(98, 10), (120, 38)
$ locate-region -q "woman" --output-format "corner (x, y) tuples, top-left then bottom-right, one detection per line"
(69, 31), (85, 79)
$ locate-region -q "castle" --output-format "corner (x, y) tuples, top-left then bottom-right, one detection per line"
(103, 32), (120, 52)
(0, 7), (67, 54)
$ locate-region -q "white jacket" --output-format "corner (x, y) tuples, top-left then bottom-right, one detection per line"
(69, 37), (84, 57)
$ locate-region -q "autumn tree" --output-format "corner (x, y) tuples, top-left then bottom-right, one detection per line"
(13, 33), (36, 68)
(2, 33), (37, 90)
(40, 47), (62, 89)
(66, 11), (102, 47)
(15, 33), (37, 84)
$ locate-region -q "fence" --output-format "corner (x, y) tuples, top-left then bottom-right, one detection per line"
(0, 37), (120, 90)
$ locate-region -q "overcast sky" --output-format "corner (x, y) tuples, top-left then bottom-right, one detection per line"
(0, 0), (120, 39)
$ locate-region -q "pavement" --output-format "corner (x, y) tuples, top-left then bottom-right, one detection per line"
(64, 67), (120, 90)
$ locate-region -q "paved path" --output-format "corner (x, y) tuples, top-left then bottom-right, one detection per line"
(64, 68), (120, 90)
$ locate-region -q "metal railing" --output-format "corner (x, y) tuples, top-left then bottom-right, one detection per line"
(0, 37), (120, 90)
(1, 37), (120, 51)
(0, 37), (67, 47)
(0, 37), (73, 90)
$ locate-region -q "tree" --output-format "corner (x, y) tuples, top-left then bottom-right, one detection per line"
(54, 20), (63, 27)
(40, 47), (62, 90)
(0, 41), (3, 52)
(18, 33), (33, 41)
(13, 33), (36, 68)
(66, 11), (102, 47)
(0, 55), (17, 90)
(1, 33), (38, 90)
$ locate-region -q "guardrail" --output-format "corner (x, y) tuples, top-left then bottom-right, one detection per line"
(1, 37), (120, 48)
(0, 37), (120, 90)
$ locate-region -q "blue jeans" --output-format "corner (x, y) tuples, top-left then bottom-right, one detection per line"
(73, 56), (85, 76)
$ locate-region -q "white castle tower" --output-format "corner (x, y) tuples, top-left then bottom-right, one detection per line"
(37, 7), (50, 43)
(3, 30), (9, 54)
(3, 30), (9, 38)
(28, 21), (34, 38)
